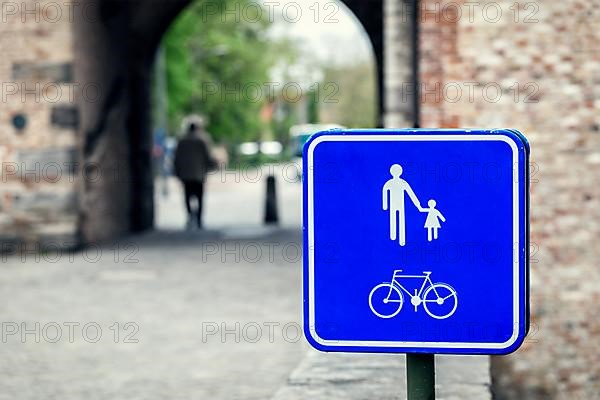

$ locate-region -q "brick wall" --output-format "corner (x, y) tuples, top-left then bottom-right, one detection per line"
(384, 0), (417, 127)
(0, 0), (79, 247)
(419, 0), (600, 398)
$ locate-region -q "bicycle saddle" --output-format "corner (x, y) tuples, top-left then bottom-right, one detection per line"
(423, 271), (432, 275)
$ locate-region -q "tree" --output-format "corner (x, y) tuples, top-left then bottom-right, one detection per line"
(161, 0), (279, 143)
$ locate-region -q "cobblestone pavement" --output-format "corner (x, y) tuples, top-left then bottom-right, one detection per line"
(0, 168), (305, 400)
(0, 226), (307, 400)
(271, 350), (490, 400)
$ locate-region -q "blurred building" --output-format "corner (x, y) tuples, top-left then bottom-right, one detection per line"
(0, 0), (78, 246)
(0, 0), (387, 246)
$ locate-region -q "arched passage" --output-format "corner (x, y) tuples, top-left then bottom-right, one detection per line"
(72, 0), (409, 243)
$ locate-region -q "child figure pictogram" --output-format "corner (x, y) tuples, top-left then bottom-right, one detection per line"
(423, 199), (446, 241)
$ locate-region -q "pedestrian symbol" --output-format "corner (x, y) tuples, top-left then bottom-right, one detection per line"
(382, 164), (447, 245)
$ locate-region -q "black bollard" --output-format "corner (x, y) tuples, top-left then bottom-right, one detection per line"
(264, 174), (279, 224)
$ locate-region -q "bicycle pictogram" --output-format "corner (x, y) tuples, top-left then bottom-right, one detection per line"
(368, 270), (458, 320)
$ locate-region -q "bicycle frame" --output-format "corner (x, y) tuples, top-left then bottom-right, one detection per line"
(386, 270), (438, 300)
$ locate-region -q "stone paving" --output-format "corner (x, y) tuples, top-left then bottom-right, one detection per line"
(0, 226), (307, 400)
(271, 350), (491, 400)
(0, 170), (306, 400)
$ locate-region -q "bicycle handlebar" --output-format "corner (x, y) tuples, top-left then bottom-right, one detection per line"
(393, 269), (432, 276)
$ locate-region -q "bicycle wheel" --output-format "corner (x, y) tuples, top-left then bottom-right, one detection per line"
(423, 283), (458, 320)
(369, 283), (403, 319)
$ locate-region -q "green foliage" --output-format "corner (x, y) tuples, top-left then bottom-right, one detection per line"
(159, 0), (376, 143)
(162, 0), (278, 142)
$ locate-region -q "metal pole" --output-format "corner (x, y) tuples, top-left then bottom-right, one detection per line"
(406, 353), (435, 400)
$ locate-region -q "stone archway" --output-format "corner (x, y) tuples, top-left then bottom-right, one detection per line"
(0, 0), (416, 247)
(73, 0), (191, 242)
(73, 0), (407, 244)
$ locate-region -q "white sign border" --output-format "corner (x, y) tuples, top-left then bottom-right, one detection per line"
(306, 134), (522, 350)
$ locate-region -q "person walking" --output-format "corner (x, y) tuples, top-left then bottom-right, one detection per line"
(174, 116), (216, 229)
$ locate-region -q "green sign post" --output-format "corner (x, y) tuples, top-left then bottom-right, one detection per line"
(407, 354), (435, 399)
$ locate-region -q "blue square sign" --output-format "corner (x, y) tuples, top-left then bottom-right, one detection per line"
(303, 129), (529, 355)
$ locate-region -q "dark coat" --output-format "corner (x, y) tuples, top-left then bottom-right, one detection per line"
(174, 131), (216, 182)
